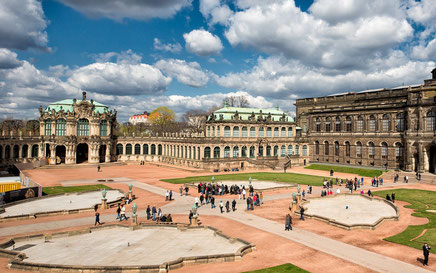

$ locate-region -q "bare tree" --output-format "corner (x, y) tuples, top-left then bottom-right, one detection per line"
(182, 110), (207, 133)
(25, 120), (40, 136)
(1, 119), (24, 136)
(223, 95), (250, 107)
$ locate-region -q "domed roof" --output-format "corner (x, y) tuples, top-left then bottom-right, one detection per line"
(44, 96), (110, 114)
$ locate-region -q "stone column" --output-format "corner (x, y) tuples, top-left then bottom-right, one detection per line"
(405, 140), (413, 172)
(18, 145), (23, 159)
(105, 144), (111, 163)
(27, 145), (32, 159)
(50, 144), (56, 165)
(418, 141), (424, 173)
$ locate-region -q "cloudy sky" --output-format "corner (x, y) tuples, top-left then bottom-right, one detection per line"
(0, 0), (435, 121)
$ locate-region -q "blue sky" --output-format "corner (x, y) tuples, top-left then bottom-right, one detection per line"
(0, 0), (435, 121)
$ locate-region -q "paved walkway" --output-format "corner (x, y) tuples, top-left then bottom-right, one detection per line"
(1, 179), (432, 273)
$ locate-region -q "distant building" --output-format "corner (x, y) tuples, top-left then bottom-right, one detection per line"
(129, 112), (150, 125)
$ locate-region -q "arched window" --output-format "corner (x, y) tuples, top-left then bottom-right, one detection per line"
(325, 117), (331, 132)
(224, 146), (230, 158)
(396, 113), (405, 132)
(395, 143), (403, 162)
(357, 116), (364, 131)
(273, 145), (279, 156)
(274, 127), (279, 137)
(259, 127), (264, 137)
(134, 144), (140, 154)
(233, 146), (239, 157)
(381, 142), (388, 159)
(204, 147), (211, 158)
(335, 117), (341, 132)
(31, 144), (39, 158)
(100, 120), (107, 136)
(382, 114), (390, 131)
(77, 119), (89, 136)
(116, 144), (123, 155)
(158, 144), (162, 155)
(151, 144), (156, 155)
(45, 119), (52, 136)
(258, 146), (264, 157)
(224, 126), (230, 137)
(241, 146), (247, 157)
(55, 119), (66, 136)
(302, 145), (308, 156)
(217, 126), (220, 137)
(143, 144), (149, 155)
(250, 127), (255, 137)
(212, 126), (215, 137)
(316, 118), (321, 132)
(315, 141), (319, 155)
(356, 141), (362, 157)
(242, 127), (248, 137)
(334, 141), (339, 156)
(281, 127), (286, 137)
(5, 145), (10, 159)
(233, 126), (239, 137)
(345, 141), (350, 157)
(266, 127), (272, 137)
(22, 145), (28, 158)
(288, 127), (293, 137)
(249, 146), (255, 158)
(368, 142), (375, 158)
(13, 145), (19, 158)
(213, 147), (220, 158)
(281, 145), (286, 157)
(346, 116), (352, 132)
(266, 146), (271, 156)
(125, 144), (132, 155)
(295, 145), (300, 155)
(324, 142), (329, 155)
(288, 145), (293, 155)
(369, 115), (376, 132)
(426, 111), (435, 131)
(207, 126), (210, 137)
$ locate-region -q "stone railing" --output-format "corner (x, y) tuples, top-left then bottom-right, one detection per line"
(294, 194), (400, 230)
(0, 223), (256, 273)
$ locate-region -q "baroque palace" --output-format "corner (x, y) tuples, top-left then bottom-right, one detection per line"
(0, 69), (435, 174)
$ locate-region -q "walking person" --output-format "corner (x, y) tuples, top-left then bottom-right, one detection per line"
(285, 214), (292, 230)
(232, 199), (236, 211)
(299, 206), (305, 221)
(152, 206), (157, 221)
(391, 192), (395, 203)
(146, 205), (151, 220)
(165, 190), (169, 201)
(97, 164), (101, 172)
(120, 205), (126, 221)
(188, 210), (193, 225)
(423, 243), (431, 266)
(116, 204), (121, 220)
(179, 186), (183, 196)
(169, 190), (173, 201)
(95, 210), (101, 225)
(219, 200), (224, 213)
(211, 196), (215, 208)
(242, 188), (246, 199)
(225, 200), (230, 213)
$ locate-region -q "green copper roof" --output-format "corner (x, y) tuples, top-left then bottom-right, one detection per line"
(210, 106), (294, 122)
(45, 99), (109, 114)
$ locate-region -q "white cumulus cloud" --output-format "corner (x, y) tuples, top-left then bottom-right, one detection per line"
(153, 38), (182, 53)
(154, 59), (210, 88)
(56, 0), (192, 21)
(184, 29), (223, 56)
(0, 0), (48, 50)
(0, 49), (23, 69)
(68, 62), (171, 96)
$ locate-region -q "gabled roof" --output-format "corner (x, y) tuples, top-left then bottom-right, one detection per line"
(45, 99), (109, 114)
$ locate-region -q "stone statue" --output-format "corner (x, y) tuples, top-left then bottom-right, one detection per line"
(292, 192), (297, 203)
(82, 91), (87, 100)
(192, 204), (198, 219)
(297, 184), (301, 194)
(128, 183), (133, 193)
(101, 189), (107, 200)
(132, 203), (137, 217)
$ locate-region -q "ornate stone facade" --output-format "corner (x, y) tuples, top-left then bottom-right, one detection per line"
(295, 69), (436, 173)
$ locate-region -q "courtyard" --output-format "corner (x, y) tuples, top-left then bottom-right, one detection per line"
(0, 163), (435, 273)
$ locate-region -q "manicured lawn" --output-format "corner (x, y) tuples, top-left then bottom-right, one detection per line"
(373, 189), (436, 253)
(43, 184), (112, 195)
(161, 172), (325, 186)
(305, 164), (383, 177)
(243, 263), (309, 273)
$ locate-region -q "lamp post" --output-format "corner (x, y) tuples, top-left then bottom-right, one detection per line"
(128, 183), (133, 200)
(101, 188), (108, 209)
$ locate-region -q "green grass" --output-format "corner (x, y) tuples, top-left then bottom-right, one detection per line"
(373, 189), (436, 253)
(243, 263), (309, 273)
(305, 164), (383, 177)
(42, 184), (112, 195)
(161, 172), (325, 186)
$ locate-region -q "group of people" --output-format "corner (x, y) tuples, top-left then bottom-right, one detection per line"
(371, 177), (383, 187)
(146, 205), (172, 222)
(385, 192), (396, 202)
(285, 206), (305, 231)
(219, 199), (237, 213)
(195, 182), (255, 199)
(165, 190), (174, 201)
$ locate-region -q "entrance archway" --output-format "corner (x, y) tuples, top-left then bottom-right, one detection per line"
(56, 145), (66, 164)
(76, 143), (88, 164)
(99, 145), (106, 163)
(430, 145), (436, 174)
